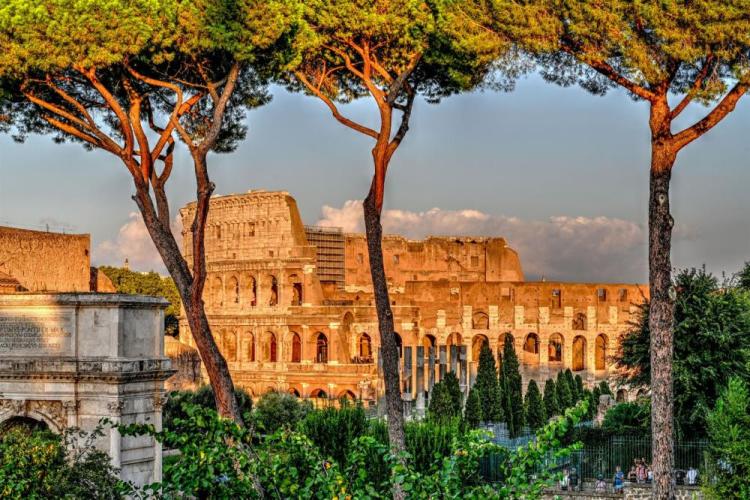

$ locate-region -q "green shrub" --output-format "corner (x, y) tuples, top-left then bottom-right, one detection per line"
(704, 377), (750, 499)
(298, 401), (368, 467)
(428, 380), (459, 422)
(253, 391), (311, 434)
(602, 401), (651, 433)
(0, 425), (126, 499)
(163, 385), (253, 428)
(465, 387), (482, 428)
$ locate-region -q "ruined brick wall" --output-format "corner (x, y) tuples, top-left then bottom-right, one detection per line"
(344, 235), (524, 290)
(0, 226), (90, 292)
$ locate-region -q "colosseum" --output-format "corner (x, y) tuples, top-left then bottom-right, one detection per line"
(177, 190), (648, 409)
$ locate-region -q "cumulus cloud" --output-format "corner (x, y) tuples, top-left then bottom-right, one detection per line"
(317, 201), (650, 283)
(93, 213), (181, 273)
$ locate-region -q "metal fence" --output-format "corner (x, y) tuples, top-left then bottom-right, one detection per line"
(479, 435), (708, 483)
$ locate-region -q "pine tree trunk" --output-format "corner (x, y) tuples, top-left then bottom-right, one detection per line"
(134, 186), (243, 425)
(649, 143), (677, 500)
(363, 188), (406, 455)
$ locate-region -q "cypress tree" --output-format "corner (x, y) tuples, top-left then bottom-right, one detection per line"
(556, 371), (573, 410)
(475, 343), (502, 422)
(598, 380), (613, 397)
(428, 381), (456, 422)
(464, 387), (482, 428)
(443, 371), (463, 416)
(591, 385), (602, 419)
(574, 374), (585, 401)
(564, 369), (578, 401)
(524, 380), (546, 431)
(543, 378), (559, 418)
(500, 333), (524, 437)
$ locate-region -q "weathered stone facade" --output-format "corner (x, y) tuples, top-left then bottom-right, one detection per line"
(0, 293), (174, 488)
(178, 191), (648, 405)
(0, 226), (115, 293)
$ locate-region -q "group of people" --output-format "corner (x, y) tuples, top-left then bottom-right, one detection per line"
(559, 458), (698, 493)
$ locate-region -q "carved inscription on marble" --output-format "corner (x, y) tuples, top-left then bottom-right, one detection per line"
(0, 309), (74, 354)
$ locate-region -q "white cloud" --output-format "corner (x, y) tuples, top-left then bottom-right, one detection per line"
(93, 212), (181, 273)
(316, 201), (649, 283)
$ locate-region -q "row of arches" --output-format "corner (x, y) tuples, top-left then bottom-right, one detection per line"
(466, 332), (610, 372)
(470, 311), (591, 331)
(207, 273), (303, 308)
(216, 330), (375, 364)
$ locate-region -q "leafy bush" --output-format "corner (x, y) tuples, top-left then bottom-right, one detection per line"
(298, 401), (368, 467)
(427, 379), (459, 422)
(602, 401), (651, 434)
(164, 386), (253, 428)
(704, 377), (750, 499)
(123, 400), (589, 499)
(0, 425), (126, 499)
(252, 391), (311, 434)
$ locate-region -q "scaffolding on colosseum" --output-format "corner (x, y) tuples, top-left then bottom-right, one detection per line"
(304, 225), (345, 289)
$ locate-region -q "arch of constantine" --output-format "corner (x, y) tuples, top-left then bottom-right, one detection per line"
(177, 190), (648, 409)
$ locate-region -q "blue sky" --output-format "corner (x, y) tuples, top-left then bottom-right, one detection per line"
(0, 74), (748, 282)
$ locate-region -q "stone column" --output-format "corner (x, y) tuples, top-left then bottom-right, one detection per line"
(428, 346), (436, 393)
(301, 325), (309, 363)
(107, 401), (124, 469)
(459, 345), (467, 394)
(328, 323), (339, 364)
(403, 346), (412, 397)
(438, 345), (447, 381)
(539, 335), (550, 381)
(63, 400), (78, 428)
(153, 395), (166, 483)
(302, 265), (315, 307)
(416, 346), (425, 405)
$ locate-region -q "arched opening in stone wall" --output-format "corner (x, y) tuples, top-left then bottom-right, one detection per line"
(523, 333), (540, 366)
(223, 331), (237, 361)
(262, 331), (277, 362)
(616, 389), (628, 402)
(247, 275), (257, 307)
(212, 276), (223, 308)
(310, 388), (327, 399)
(228, 276), (240, 305)
(423, 334), (436, 348)
(268, 275), (278, 306)
(595, 334), (608, 370)
(316, 333), (328, 363)
(0, 416), (48, 434)
(446, 332), (462, 347)
(471, 334), (489, 360)
(573, 312), (587, 331)
(548, 333), (563, 363)
(245, 332), (256, 362)
(358, 333), (372, 360)
(289, 274), (302, 306)
(291, 333), (302, 363)
(472, 311), (489, 330)
(338, 390), (357, 401)
(289, 388), (301, 397)
(572, 335), (587, 372)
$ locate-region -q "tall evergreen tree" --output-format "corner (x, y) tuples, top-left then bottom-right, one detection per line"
(443, 371), (463, 416)
(543, 379), (559, 418)
(524, 380), (546, 431)
(590, 385), (602, 419)
(464, 387), (482, 428)
(574, 375), (585, 402)
(738, 262), (750, 291)
(428, 381), (456, 422)
(598, 381), (613, 397)
(556, 371), (573, 410)
(500, 333), (524, 437)
(475, 342), (502, 422)
(564, 369), (578, 402)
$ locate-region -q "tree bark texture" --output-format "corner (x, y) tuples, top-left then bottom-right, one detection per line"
(649, 143), (677, 500)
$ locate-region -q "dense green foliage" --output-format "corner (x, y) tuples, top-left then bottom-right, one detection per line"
(704, 378), (750, 499)
(252, 391), (311, 434)
(428, 376), (462, 422)
(164, 386), (254, 428)
(0, 426), (125, 499)
(524, 380), (546, 431)
(737, 261), (750, 291)
(616, 267), (750, 438)
(475, 342), (503, 422)
(465, 387), (483, 428)
(500, 333), (524, 437)
(602, 401), (652, 435)
(298, 401), (368, 467)
(100, 266), (181, 335)
(543, 378), (559, 418)
(555, 370), (573, 411)
(121, 399), (589, 499)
